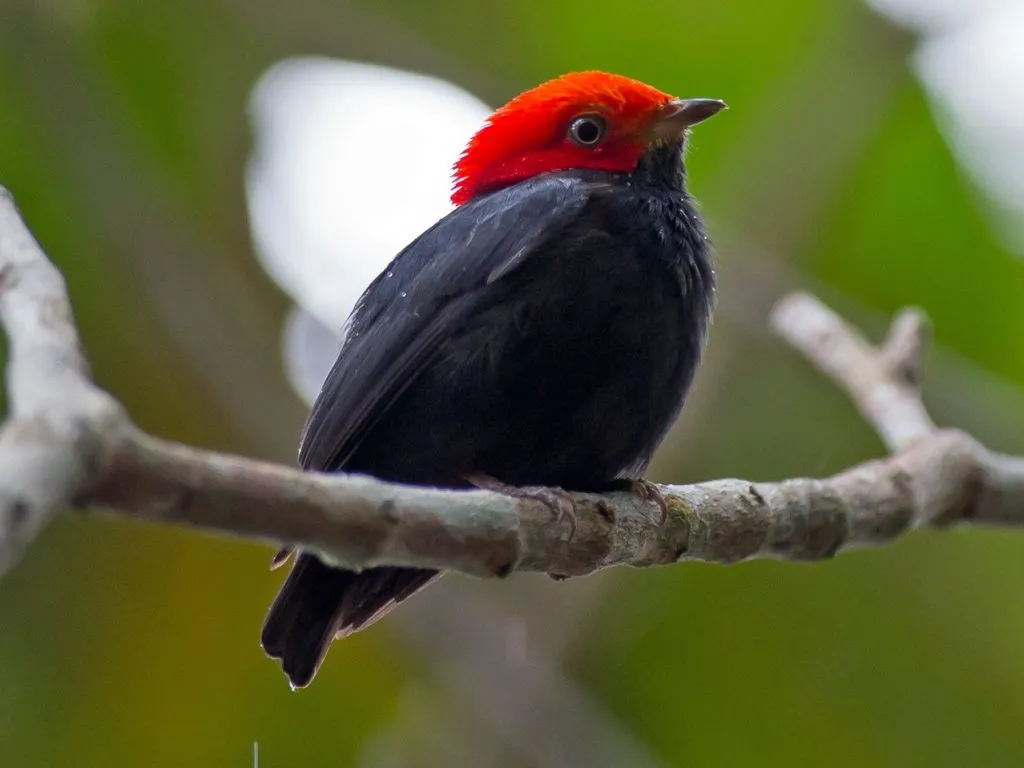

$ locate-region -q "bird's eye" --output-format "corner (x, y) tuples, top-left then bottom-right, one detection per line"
(568, 114), (607, 147)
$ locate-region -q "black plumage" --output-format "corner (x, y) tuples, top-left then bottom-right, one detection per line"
(261, 140), (715, 688)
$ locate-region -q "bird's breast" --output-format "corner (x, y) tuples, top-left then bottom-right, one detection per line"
(347, 186), (714, 491)
(442, 211), (710, 486)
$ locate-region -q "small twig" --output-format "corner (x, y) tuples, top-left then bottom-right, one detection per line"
(880, 307), (931, 387)
(771, 292), (935, 451)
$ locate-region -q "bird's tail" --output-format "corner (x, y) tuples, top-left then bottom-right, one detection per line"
(261, 553), (439, 688)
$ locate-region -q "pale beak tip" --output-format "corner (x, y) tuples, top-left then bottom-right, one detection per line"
(669, 98), (728, 127)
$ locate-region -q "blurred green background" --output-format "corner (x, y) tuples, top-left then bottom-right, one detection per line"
(3, 0), (1024, 766)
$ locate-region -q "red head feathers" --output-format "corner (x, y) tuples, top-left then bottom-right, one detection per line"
(452, 71), (725, 205)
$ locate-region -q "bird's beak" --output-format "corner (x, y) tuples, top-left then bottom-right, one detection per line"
(650, 98), (727, 141)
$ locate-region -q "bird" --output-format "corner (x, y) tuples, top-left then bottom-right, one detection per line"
(260, 71), (725, 688)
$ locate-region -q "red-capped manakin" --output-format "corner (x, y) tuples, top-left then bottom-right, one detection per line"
(261, 71), (726, 688)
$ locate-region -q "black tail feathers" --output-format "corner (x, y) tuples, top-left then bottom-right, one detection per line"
(261, 553), (438, 688)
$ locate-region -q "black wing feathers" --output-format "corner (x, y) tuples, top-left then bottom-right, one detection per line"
(263, 176), (597, 687)
(298, 175), (593, 473)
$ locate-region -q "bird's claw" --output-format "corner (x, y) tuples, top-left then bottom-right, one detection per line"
(466, 473), (578, 540)
(615, 478), (669, 525)
(518, 486), (578, 540)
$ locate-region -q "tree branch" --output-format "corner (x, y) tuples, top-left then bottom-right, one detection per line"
(0, 188), (126, 575)
(1, 185), (1022, 583)
(771, 294), (936, 451)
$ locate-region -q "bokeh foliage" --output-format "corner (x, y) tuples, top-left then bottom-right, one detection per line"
(2, 0), (1024, 766)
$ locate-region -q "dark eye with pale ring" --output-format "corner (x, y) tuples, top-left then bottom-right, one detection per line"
(567, 114), (607, 147)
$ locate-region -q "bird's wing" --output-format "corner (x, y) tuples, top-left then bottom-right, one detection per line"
(297, 175), (595, 472)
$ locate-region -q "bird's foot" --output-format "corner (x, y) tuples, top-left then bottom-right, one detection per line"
(610, 478), (669, 525)
(466, 473), (578, 540)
